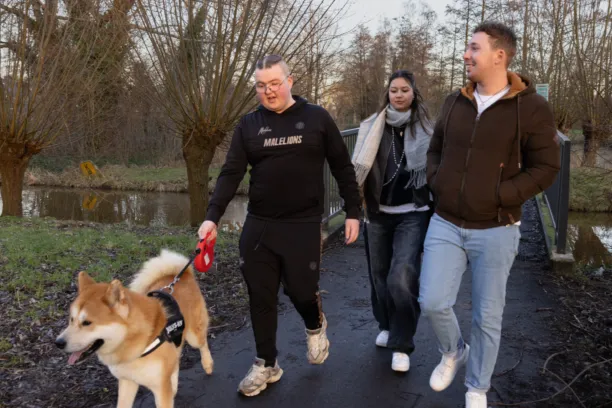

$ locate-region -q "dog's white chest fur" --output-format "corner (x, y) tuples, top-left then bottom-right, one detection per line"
(110, 358), (165, 388)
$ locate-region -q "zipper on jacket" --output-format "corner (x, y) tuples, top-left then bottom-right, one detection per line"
(497, 163), (504, 222)
(457, 117), (480, 219)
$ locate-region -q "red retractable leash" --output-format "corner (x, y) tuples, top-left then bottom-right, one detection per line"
(160, 233), (216, 294)
(194, 233), (216, 273)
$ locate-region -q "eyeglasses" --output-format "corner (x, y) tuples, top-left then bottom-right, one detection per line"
(255, 76), (288, 93)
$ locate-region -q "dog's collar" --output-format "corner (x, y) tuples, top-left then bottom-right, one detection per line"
(140, 290), (185, 358)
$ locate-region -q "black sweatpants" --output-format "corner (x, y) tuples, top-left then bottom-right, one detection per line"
(239, 216), (323, 366)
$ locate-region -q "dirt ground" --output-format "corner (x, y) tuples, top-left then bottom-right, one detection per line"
(0, 226), (248, 408)
(1, 200), (610, 407)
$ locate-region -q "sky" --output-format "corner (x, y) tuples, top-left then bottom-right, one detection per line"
(337, 0), (452, 34)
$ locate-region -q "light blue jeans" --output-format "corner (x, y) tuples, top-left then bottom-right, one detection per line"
(418, 213), (521, 391)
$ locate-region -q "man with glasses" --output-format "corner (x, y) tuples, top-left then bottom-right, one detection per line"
(198, 54), (361, 397)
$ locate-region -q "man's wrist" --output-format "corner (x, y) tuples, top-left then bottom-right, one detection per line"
(346, 207), (361, 220)
(205, 208), (222, 225)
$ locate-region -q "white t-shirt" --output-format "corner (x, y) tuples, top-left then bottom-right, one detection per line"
(474, 85), (510, 117)
(474, 84), (520, 226)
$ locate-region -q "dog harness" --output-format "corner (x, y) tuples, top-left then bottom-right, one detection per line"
(140, 290), (185, 358)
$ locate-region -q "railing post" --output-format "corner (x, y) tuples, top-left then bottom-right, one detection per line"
(556, 136), (571, 254)
(544, 131), (571, 255)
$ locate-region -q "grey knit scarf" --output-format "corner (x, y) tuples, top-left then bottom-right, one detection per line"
(352, 105), (432, 188)
(386, 106), (431, 189)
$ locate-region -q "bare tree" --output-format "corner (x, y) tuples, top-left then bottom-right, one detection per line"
(134, 0), (348, 226)
(570, 0), (612, 166)
(0, 0), (108, 216)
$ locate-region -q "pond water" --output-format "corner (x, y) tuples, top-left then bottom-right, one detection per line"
(1, 188), (610, 267)
(0, 187), (248, 232)
(567, 212), (612, 268)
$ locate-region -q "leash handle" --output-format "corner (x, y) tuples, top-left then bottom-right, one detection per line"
(162, 235), (207, 294)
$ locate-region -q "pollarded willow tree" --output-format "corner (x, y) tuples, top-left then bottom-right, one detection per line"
(133, 0), (347, 226)
(0, 0), (133, 216)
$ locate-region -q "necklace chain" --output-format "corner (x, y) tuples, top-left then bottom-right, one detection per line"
(382, 127), (405, 187)
(475, 84), (509, 105)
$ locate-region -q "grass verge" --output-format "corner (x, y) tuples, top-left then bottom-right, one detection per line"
(536, 193), (556, 252)
(0, 216), (247, 408)
(569, 167), (612, 212)
(19, 164), (250, 195)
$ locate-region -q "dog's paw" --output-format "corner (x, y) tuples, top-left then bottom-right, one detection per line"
(203, 359), (214, 375)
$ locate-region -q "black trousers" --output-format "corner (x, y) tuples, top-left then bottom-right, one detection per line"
(363, 224), (385, 329)
(365, 211), (430, 354)
(239, 216), (323, 365)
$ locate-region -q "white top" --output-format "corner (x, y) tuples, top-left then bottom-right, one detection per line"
(474, 85), (510, 117)
(379, 192), (433, 214)
(379, 203), (430, 214)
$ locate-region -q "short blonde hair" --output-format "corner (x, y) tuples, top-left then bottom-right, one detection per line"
(255, 54), (290, 76)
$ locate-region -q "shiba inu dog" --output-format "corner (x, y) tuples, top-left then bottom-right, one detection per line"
(55, 249), (214, 408)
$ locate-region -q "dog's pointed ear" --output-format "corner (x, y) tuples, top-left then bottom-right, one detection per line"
(105, 280), (127, 306)
(78, 271), (96, 292)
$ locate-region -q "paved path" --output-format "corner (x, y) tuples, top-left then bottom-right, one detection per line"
(135, 200), (558, 408)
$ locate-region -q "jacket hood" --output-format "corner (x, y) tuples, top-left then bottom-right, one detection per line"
(461, 72), (535, 101)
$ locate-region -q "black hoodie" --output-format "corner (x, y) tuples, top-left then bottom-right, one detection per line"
(206, 96), (361, 224)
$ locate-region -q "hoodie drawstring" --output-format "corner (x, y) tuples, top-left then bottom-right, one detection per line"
(516, 95), (522, 169)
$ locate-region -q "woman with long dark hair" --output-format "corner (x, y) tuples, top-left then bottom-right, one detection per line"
(352, 70), (433, 372)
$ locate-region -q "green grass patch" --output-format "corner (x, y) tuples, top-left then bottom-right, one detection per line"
(0, 216), (235, 297)
(569, 167), (612, 212)
(0, 338), (12, 353)
(0, 216), (247, 405)
(120, 166), (188, 183)
(21, 164), (250, 194)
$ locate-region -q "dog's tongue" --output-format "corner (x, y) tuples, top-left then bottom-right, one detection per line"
(68, 351), (83, 366)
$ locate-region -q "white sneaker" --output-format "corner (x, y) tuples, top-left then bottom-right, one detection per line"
(466, 391), (487, 408)
(306, 313), (330, 364)
(429, 344), (470, 391)
(391, 352), (410, 372)
(238, 358), (283, 397)
(375, 330), (389, 347)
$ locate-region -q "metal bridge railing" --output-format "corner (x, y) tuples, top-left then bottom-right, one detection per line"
(323, 128), (571, 256)
(322, 128), (359, 226)
(543, 131), (571, 254)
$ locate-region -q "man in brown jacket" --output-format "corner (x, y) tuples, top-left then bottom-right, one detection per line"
(418, 22), (560, 408)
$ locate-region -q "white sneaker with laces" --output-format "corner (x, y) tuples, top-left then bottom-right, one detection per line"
(429, 344), (470, 391)
(465, 390), (487, 408)
(391, 352), (410, 372)
(375, 330), (389, 347)
(306, 313), (330, 364)
(238, 358), (283, 397)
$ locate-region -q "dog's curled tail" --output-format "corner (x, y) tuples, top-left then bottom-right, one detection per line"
(129, 249), (192, 294)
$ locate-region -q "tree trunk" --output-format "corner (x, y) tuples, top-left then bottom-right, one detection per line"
(463, 0), (471, 85)
(582, 120), (598, 167)
(522, 0), (529, 74)
(481, 0), (486, 21)
(0, 143), (38, 217)
(583, 133), (599, 167)
(182, 131), (216, 227)
(450, 27), (457, 92)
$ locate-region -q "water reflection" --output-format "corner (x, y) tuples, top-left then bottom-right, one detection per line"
(3, 188), (611, 267)
(0, 187), (248, 229)
(568, 212), (612, 268)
